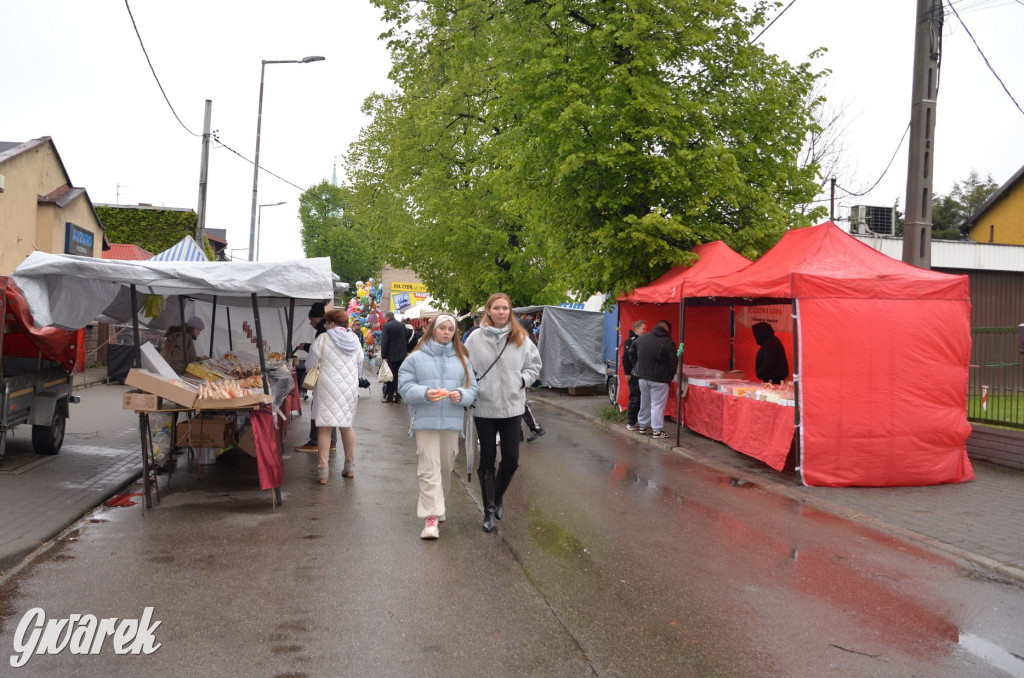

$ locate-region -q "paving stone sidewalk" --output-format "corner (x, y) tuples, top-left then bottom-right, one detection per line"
(530, 388), (1024, 584)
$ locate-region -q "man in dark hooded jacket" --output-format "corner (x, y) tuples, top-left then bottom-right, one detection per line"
(633, 320), (678, 439)
(752, 322), (788, 384)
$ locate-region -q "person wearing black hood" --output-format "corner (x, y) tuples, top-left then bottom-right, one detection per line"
(380, 312), (409, 403)
(752, 322), (789, 384)
(633, 319), (678, 439)
(295, 302), (336, 454)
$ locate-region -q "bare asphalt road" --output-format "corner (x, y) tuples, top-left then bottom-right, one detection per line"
(0, 384), (1022, 677)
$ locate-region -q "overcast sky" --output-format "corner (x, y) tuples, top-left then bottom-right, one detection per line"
(2, 1), (1022, 263)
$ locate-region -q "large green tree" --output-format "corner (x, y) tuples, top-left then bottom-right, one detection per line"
(298, 181), (384, 286)
(931, 170), (999, 240)
(346, 0), (825, 309)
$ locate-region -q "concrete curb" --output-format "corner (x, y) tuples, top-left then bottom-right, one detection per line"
(531, 397), (1024, 585)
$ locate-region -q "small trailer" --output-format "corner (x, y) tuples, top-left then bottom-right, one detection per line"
(0, 277), (79, 457)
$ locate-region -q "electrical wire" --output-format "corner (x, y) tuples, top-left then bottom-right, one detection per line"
(125, 0), (306, 193)
(123, 0), (199, 137)
(751, 0), (799, 43)
(211, 134), (307, 192)
(835, 122), (911, 199)
(945, 0), (1024, 117)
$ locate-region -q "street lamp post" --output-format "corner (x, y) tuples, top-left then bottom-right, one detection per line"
(248, 55), (325, 261)
(256, 201), (286, 261)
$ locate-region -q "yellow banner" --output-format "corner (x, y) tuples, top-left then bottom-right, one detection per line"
(391, 282), (428, 293)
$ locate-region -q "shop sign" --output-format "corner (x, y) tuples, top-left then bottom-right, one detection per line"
(64, 222), (95, 257)
(736, 304), (793, 333)
(390, 281), (428, 311)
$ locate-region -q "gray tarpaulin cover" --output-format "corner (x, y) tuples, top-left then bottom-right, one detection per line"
(517, 305), (605, 388)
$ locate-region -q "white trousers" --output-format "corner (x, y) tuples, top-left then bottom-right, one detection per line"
(638, 380), (670, 432)
(415, 430), (458, 519)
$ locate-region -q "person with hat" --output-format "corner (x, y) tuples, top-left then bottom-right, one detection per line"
(160, 316), (207, 375)
(294, 302), (336, 454)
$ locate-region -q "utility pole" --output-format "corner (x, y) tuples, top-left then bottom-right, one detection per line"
(830, 177), (836, 221)
(195, 100), (212, 254)
(902, 0), (943, 269)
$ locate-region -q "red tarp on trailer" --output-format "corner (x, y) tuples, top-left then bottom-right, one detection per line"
(1, 277), (81, 373)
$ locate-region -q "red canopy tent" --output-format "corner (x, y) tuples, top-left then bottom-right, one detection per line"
(616, 241), (753, 418)
(689, 222), (973, 487)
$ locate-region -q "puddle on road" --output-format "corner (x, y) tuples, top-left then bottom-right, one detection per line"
(959, 632), (1024, 677)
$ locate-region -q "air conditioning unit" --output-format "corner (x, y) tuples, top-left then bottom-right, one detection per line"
(850, 205), (895, 235)
(849, 205), (868, 234)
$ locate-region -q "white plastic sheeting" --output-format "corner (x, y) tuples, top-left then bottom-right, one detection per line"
(13, 252), (337, 330)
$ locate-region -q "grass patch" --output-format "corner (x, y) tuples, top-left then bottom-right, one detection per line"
(967, 393), (1024, 427)
(599, 404), (627, 425)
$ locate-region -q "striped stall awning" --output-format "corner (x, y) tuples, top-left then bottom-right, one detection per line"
(149, 236), (209, 262)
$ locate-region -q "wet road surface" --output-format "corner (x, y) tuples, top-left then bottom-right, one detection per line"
(0, 389), (1022, 677)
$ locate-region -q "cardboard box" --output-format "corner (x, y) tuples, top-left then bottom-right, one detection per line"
(123, 390), (161, 412)
(140, 342), (179, 380)
(236, 426), (256, 458)
(176, 416), (237, 449)
(125, 369), (198, 408)
(568, 385), (597, 396)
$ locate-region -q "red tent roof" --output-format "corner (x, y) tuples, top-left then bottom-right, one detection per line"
(619, 241), (751, 303)
(103, 243), (153, 261)
(690, 222), (969, 301)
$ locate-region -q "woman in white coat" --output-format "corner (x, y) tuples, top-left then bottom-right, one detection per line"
(306, 309), (364, 484)
(463, 293), (542, 532)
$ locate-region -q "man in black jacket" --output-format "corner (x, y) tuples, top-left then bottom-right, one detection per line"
(380, 312), (409, 403)
(633, 319), (678, 439)
(621, 319), (648, 431)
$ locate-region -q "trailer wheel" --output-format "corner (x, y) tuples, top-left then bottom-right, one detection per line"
(606, 374), (618, 404)
(32, 407), (66, 455)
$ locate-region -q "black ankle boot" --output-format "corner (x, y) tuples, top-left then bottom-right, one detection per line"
(494, 466), (515, 521)
(480, 470), (497, 533)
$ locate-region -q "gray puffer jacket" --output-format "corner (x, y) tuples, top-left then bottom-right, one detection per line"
(464, 326), (542, 419)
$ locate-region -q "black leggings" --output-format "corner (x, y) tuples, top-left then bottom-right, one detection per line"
(474, 416), (522, 476)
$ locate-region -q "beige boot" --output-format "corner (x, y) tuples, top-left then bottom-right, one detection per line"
(318, 465), (329, 485)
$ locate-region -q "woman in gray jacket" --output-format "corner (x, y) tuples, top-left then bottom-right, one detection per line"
(398, 315), (478, 539)
(463, 293), (542, 532)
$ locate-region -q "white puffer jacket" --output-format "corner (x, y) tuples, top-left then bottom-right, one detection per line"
(307, 327), (364, 427)
(464, 326), (541, 419)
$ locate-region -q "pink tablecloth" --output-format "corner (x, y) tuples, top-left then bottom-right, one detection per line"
(684, 386), (794, 471)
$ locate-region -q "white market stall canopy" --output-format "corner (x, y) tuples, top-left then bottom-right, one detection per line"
(13, 252), (338, 330)
(400, 295), (455, 320)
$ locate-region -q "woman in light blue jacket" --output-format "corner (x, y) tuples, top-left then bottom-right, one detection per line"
(398, 314), (478, 540)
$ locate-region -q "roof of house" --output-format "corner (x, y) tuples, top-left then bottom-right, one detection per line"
(963, 163), (1024, 232)
(102, 244), (154, 260)
(0, 137), (106, 239)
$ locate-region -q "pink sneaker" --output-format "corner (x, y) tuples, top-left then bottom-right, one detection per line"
(420, 516), (439, 540)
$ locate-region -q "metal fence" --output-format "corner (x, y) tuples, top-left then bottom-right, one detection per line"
(968, 327), (1024, 429)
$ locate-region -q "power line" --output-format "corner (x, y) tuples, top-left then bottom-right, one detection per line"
(751, 0), (799, 42)
(835, 122), (911, 199)
(211, 134), (307, 192)
(123, 0), (199, 137)
(945, 0), (1024, 118)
